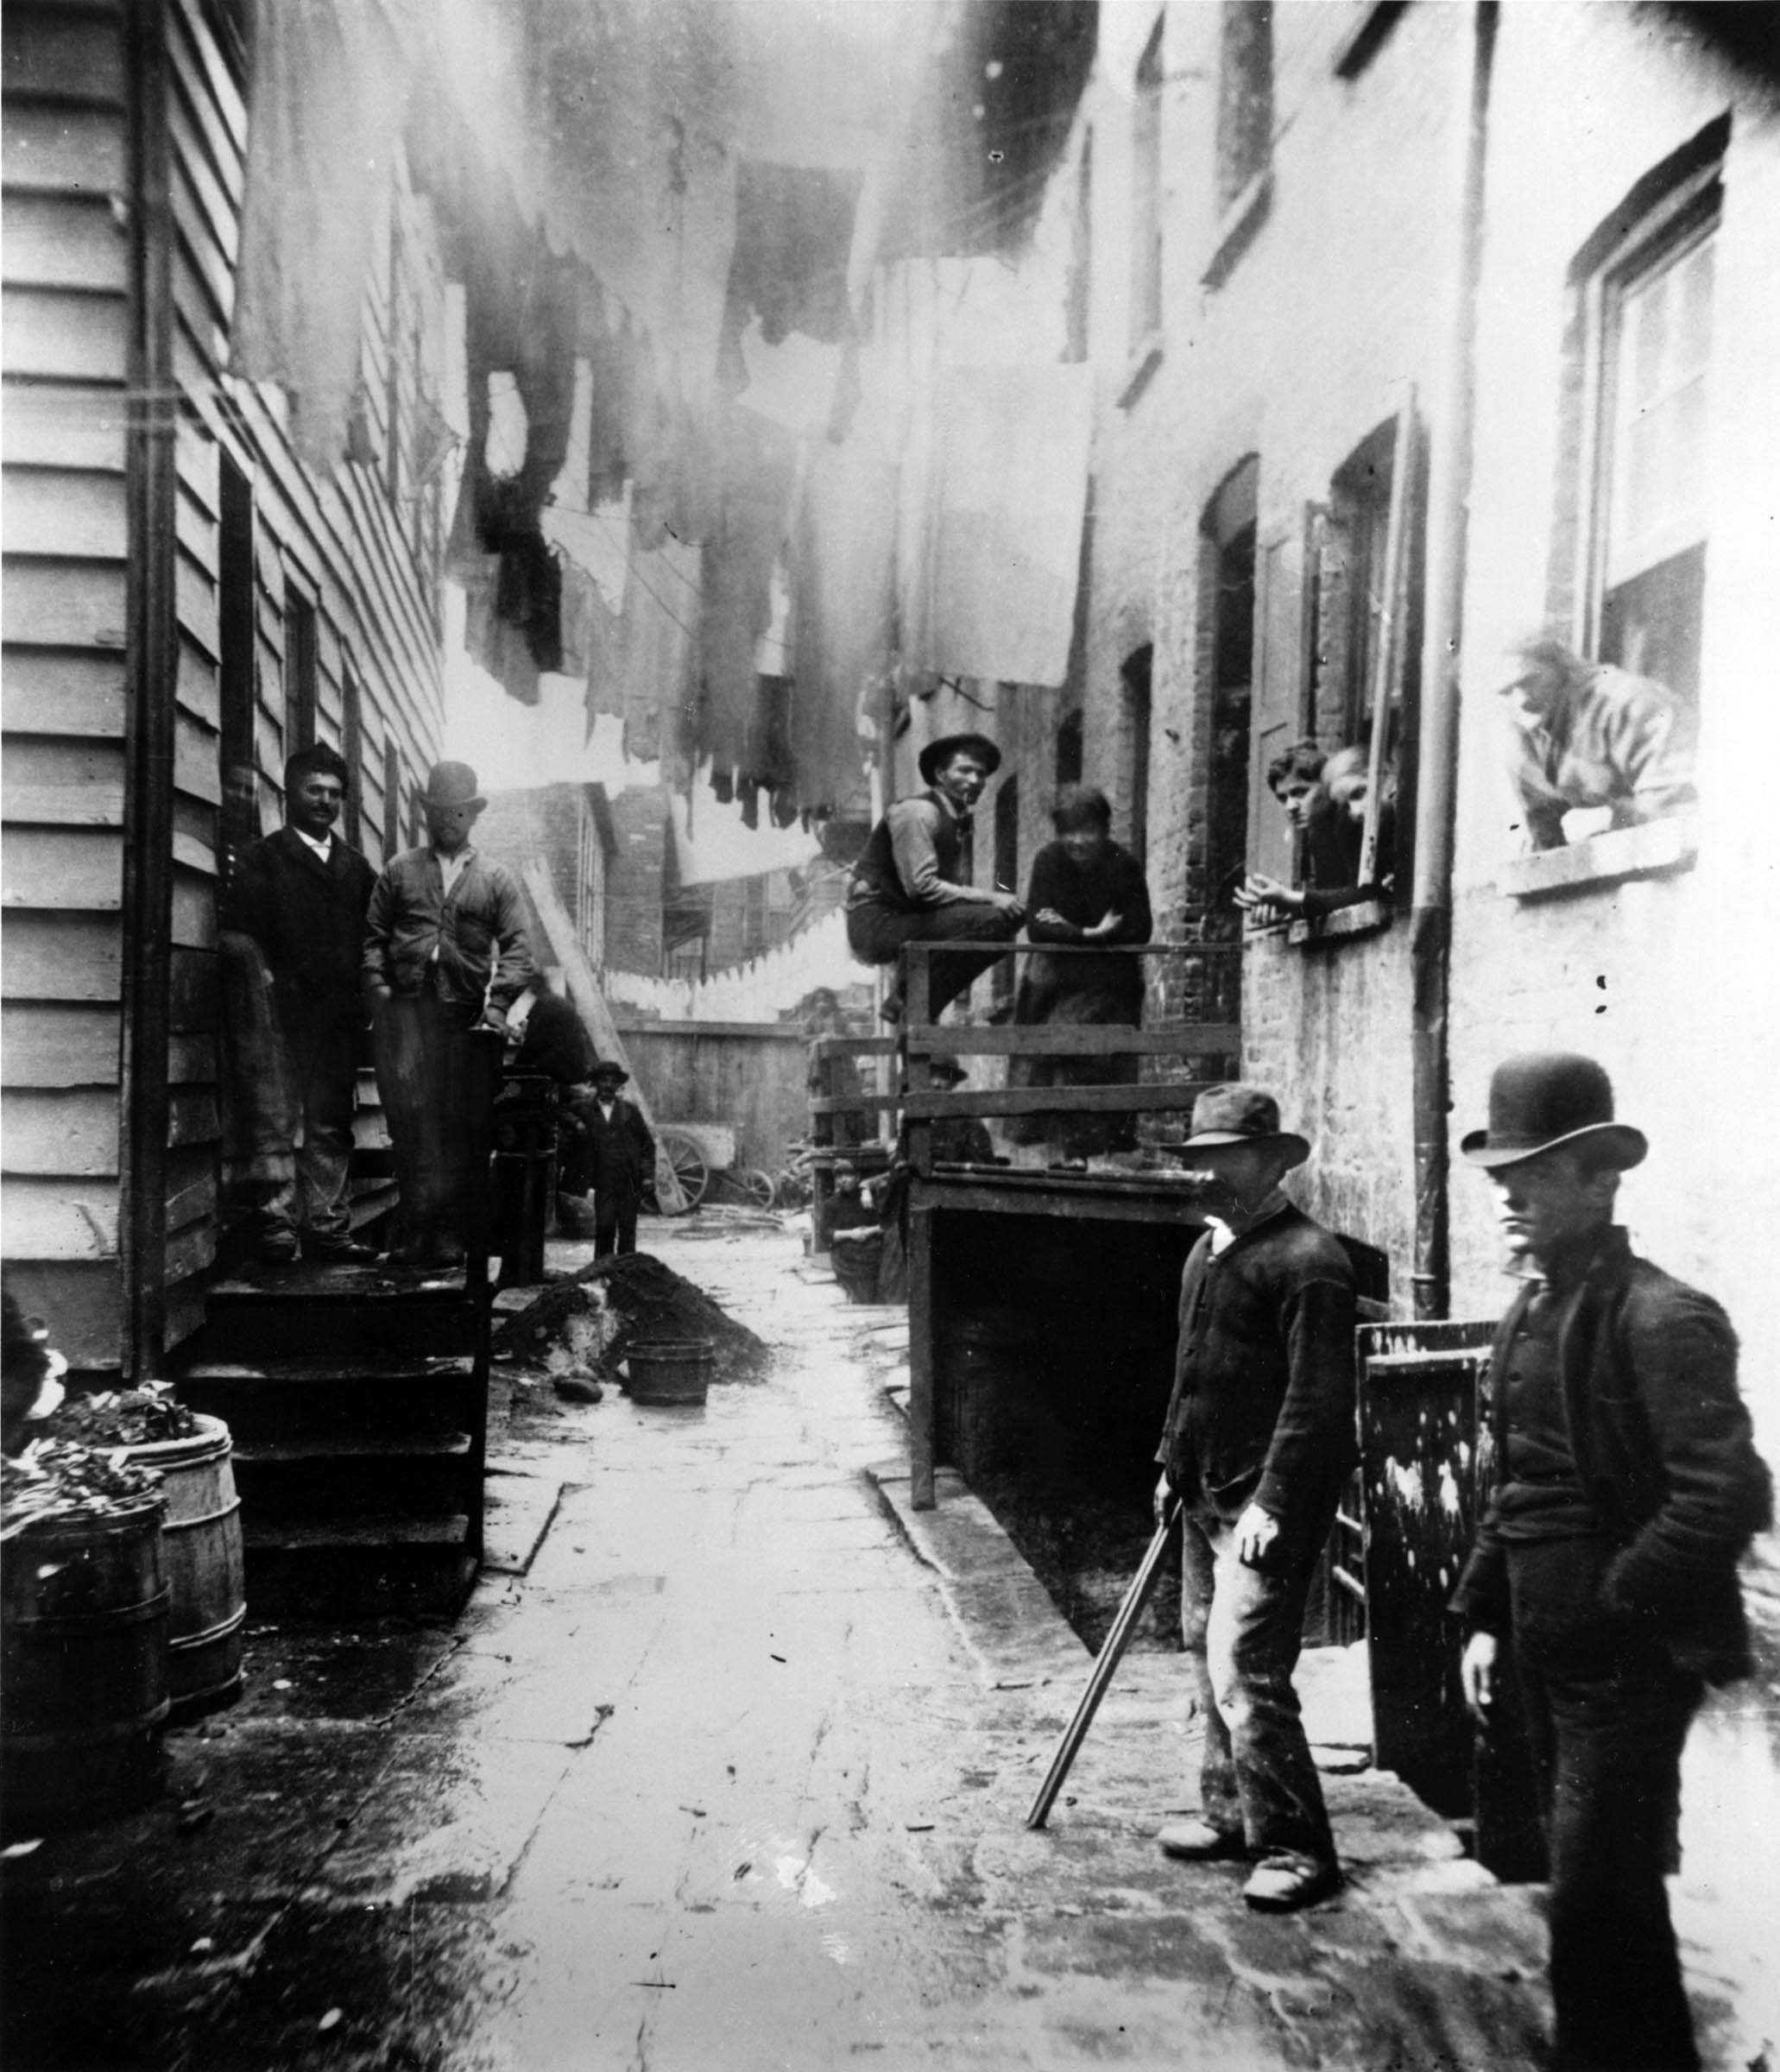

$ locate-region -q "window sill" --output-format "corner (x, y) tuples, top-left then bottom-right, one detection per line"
(1287, 895), (1393, 947)
(1118, 337), (1164, 412)
(1499, 816), (1699, 900)
(1202, 169), (1273, 292)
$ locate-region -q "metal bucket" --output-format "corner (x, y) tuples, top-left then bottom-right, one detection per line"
(118, 1415), (244, 1718)
(626, 1338), (715, 1406)
(1, 1494), (171, 1834)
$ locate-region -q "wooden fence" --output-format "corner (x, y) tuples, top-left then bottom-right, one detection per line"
(611, 1016), (810, 1184)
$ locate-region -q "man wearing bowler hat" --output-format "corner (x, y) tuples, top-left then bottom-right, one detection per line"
(363, 761), (533, 1266)
(1452, 1053), (1770, 2072)
(1151, 1085), (1357, 1912)
(846, 731), (1025, 1022)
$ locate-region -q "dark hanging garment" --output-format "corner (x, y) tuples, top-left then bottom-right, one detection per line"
(723, 161), (863, 350)
(699, 408), (797, 778)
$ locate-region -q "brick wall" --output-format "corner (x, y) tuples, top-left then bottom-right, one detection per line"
(603, 787), (672, 976)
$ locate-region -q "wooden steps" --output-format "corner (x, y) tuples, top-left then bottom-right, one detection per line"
(176, 1264), (489, 1620)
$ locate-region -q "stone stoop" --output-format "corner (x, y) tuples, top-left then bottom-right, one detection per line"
(175, 1263), (487, 1619)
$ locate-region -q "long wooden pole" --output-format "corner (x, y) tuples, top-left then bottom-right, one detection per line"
(1025, 1500), (1182, 1830)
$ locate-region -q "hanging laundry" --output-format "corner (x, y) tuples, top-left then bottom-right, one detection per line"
(911, 364), (1094, 689)
(699, 408), (798, 780)
(617, 527), (703, 775)
(792, 443), (899, 816)
(723, 161), (863, 351)
(463, 558), (542, 708)
(231, 0), (423, 468)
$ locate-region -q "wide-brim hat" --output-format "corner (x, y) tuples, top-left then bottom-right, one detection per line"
(1460, 1052), (1646, 1170)
(423, 760), (486, 810)
(918, 731), (1002, 786)
(590, 1058), (630, 1085)
(1179, 1084), (1310, 1169)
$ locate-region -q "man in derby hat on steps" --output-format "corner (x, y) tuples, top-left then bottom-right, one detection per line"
(1452, 1053), (1770, 2072)
(1151, 1084), (1358, 1913)
(846, 731), (1025, 1023)
(363, 761), (533, 1267)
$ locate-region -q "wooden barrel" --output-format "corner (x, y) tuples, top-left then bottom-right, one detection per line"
(120, 1415), (245, 1717)
(626, 1338), (715, 1406)
(1, 1494), (171, 1835)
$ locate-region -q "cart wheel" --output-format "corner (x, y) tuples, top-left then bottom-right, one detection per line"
(740, 1168), (776, 1210)
(659, 1129), (709, 1213)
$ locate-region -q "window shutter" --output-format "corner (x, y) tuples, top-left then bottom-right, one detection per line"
(1246, 504), (1320, 885)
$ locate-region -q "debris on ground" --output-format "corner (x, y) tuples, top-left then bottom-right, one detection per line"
(0, 1439), (165, 1540)
(552, 1373), (603, 1405)
(40, 1382), (197, 1449)
(492, 1252), (768, 1384)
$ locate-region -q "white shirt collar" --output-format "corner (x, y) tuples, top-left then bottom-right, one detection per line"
(294, 826), (332, 862)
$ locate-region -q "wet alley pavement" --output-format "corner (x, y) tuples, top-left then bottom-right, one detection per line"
(4, 1222), (1772, 2072)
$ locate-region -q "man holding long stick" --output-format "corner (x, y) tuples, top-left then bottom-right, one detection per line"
(1150, 1086), (1357, 1911)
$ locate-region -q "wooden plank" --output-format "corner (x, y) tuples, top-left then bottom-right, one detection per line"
(0, 1175), (119, 1258)
(1, 99), (126, 192)
(167, 1085), (219, 1147)
(164, 1216), (216, 1285)
(0, 647), (125, 734)
(0, 1259), (120, 1368)
(174, 626), (221, 727)
(168, 944), (217, 1031)
(2, 464), (127, 559)
(174, 707), (222, 804)
(170, 157), (235, 327)
(0, 554), (126, 645)
(167, 0), (246, 149)
(2, 1085), (119, 1175)
(1, 189), (127, 292)
(170, 864), (218, 948)
(1, 733), (126, 818)
(175, 539), (220, 660)
(167, 1031), (217, 1085)
(611, 1018), (805, 1043)
(1, 11), (126, 110)
(1, 381), (127, 469)
(908, 1174), (1211, 1227)
(166, 85), (238, 256)
(2, 909), (120, 1000)
(2, 285), (127, 380)
(901, 1083), (1226, 1121)
(166, 1166), (218, 1235)
(0, 1001), (117, 1085)
(909, 1203), (936, 1510)
(811, 1033), (900, 1060)
(907, 1025), (1244, 1059)
(1, 824), (121, 907)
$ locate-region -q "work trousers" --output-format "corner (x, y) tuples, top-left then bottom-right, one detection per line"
(595, 1191), (640, 1259)
(1180, 1507), (1338, 1871)
(373, 991), (498, 1247)
(1507, 1536), (1704, 2072)
(261, 1010), (359, 1247)
(845, 899), (1019, 1020)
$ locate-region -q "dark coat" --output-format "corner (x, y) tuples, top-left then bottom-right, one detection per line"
(1018, 839), (1152, 1025)
(1155, 1203), (1358, 1529)
(575, 1096), (655, 1205)
(1451, 1228), (1771, 1685)
(223, 827), (377, 1027)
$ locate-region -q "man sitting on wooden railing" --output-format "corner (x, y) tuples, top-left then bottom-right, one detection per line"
(845, 732), (1025, 1024)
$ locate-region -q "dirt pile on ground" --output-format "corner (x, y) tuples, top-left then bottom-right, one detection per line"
(493, 1252), (769, 1384)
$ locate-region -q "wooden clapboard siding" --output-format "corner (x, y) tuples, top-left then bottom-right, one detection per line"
(3, 0), (447, 1368)
(1, 3), (130, 1362)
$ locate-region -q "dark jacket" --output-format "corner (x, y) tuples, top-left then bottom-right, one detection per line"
(574, 1095), (655, 1203)
(363, 847), (533, 1021)
(1018, 839), (1152, 1024)
(224, 827), (377, 1026)
(1451, 1228), (1771, 1684)
(1156, 1202), (1358, 1528)
(847, 792), (969, 913)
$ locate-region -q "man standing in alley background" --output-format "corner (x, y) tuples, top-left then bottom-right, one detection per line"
(1152, 1085), (1357, 1912)
(363, 761), (533, 1267)
(1454, 1053), (1770, 2072)
(572, 1058), (655, 1259)
(223, 742), (379, 1266)
(845, 731), (1025, 1023)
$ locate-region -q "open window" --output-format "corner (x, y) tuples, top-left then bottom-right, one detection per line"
(1505, 126), (1719, 897)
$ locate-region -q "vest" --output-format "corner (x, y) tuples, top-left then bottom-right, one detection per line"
(849, 793), (969, 912)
